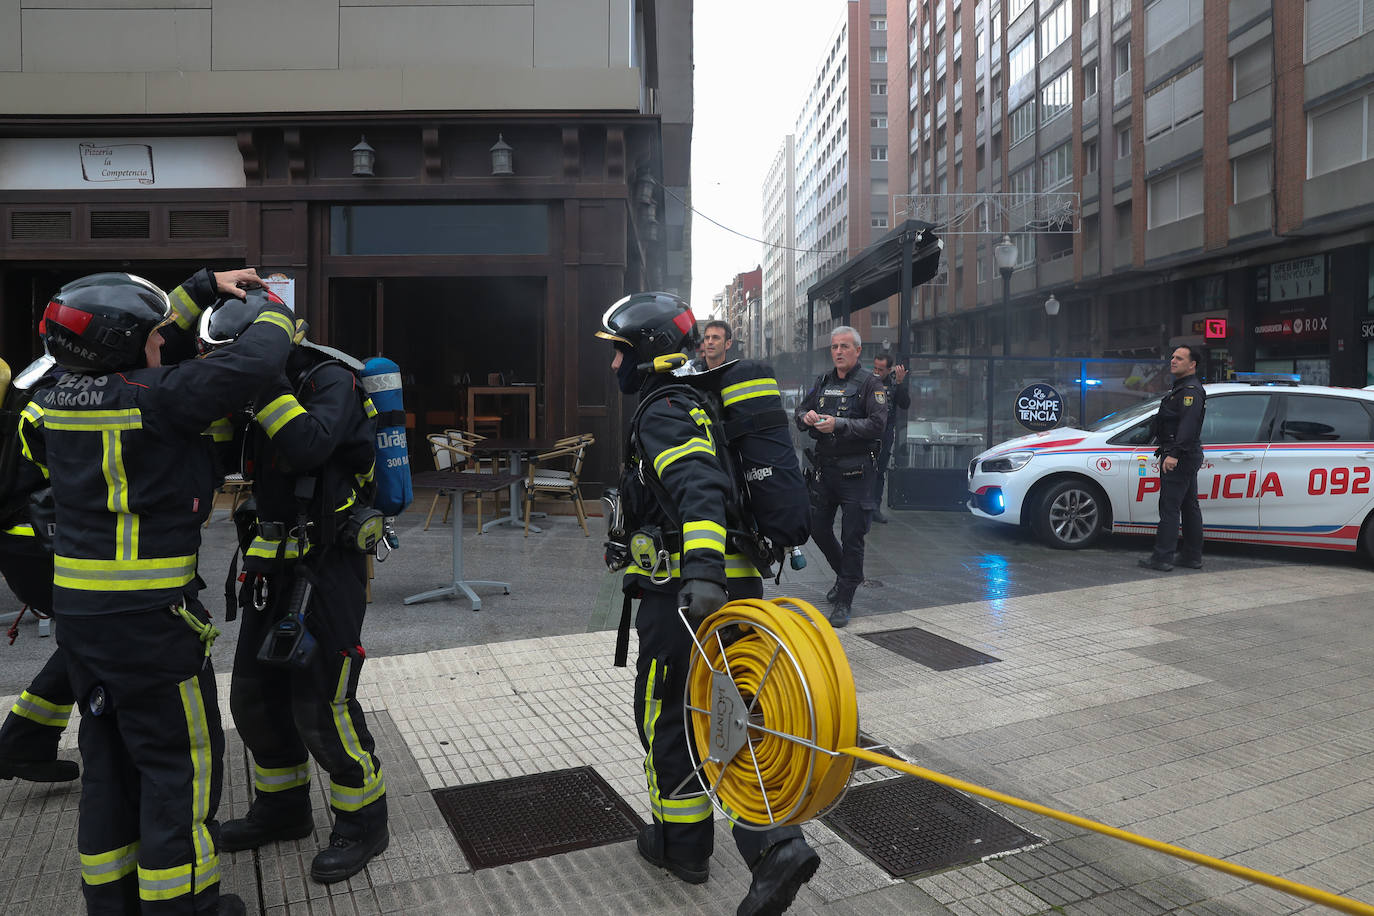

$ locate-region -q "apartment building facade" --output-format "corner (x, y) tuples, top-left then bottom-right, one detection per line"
(891, 0), (1374, 385)
(762, 135), (797, 351)
(0, 0), (691, 486)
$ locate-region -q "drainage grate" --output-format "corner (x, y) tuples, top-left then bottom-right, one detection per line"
(860, 626), (1000, 671)
(822, 775), (1040, 878)
(854, 730), (896, 771)
(432, 766), (643, 869)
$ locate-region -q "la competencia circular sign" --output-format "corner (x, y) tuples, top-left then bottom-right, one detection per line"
(1015, 383), (1063, 431)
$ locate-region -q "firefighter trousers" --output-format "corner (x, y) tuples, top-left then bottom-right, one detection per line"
(59, 604), (226, 915)
(0, 647), (74, 762)
(633, 586), (802, 866)
(230, 551), (386, 838)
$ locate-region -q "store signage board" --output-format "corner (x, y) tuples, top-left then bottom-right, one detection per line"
(0, 137), (245, 189)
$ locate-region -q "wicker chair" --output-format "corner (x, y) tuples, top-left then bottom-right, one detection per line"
(521, 437), (592, 536)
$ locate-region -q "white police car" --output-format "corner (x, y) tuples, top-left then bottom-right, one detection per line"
(967, 375), (1374, 557)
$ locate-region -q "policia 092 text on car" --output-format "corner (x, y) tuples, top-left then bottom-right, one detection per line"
(597, 291), (822, 916)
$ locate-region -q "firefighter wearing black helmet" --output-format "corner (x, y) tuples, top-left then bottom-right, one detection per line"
(597, 291), (821, 916)
(21, 267), (292, 916)
(200, 290), (389, 885)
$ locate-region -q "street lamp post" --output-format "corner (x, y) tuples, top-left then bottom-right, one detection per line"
(994, 234), (1017, 357)
(1044, 293), (1060, 358)
(764, 324), (774, 360)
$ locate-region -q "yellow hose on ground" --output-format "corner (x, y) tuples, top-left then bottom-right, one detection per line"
(683, 597), (1374, 916)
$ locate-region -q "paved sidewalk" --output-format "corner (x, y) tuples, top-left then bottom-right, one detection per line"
(4, 553), (1373, 914)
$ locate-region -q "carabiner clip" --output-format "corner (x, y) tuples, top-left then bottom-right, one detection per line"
(649, 548), (673, 586)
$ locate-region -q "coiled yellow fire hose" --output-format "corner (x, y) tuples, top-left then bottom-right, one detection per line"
(681, 597), (1374, 916)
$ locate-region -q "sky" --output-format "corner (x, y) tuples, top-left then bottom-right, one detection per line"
(690, 0), (848, 319)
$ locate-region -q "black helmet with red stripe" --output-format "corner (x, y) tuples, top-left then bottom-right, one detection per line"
(40, 273), (171, 373)
(595, 291), (700, 367)
(197, 287), (288, 354)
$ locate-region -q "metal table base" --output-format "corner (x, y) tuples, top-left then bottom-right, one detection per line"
(406, 471), (520, 611)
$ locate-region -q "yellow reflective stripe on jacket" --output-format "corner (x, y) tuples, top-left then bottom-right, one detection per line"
(625, 552), (760, 581)
(256, 394), (306, 438)
(363, 396), (378, 419)
(177, 674), (219, 896)
(721, 376), (781, 406)
(204, 417), (233, 442)
(681, 519), (727, 555)
(246, 536), (311, 560)
(42, 407), (142, 432)
(17, 403), (47, 476)
(255, 761), (311, 793)
(138, 861), (195, 902)
(328, 655), (386, 812)
(81, 841), (139, 886)
(3, 522), (35, 537)
(652, 437), (714, 477)
(54, 554), (197, 591)
(253, 309), (296, 337)
(11, 690), (73, 728)
(168, 285), (202, 331)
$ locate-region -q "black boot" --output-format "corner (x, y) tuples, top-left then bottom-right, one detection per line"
(636, 823), (709, 884)
(0, 756), (79, 783)
(216, 892), (247, 915)
(824, 583), (838, 604)
(737, 837), (820, 916)
(219, 804), (314, 852)
(828, 603), (850, 629)
(310, 826), (389, 884)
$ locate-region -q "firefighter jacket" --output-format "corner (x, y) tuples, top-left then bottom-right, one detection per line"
(794, 365), (888, 462)
(1152, 373), (1206, 460)
(19, 296), (296, 616)
(241, 353), (377, 570)
(621, 379), (760, 595)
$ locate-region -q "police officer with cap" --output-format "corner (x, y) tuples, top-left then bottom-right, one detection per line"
(1140, 345), (1206, 571)
(598, 291), (821, 916)
(795, 326), (887, 627)
(23, 267), (293, 916)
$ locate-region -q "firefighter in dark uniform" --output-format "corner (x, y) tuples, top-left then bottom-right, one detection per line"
(870, 352), (911, 523)
(205, 294), (389, 885)
(1140, 345), (1207, 572)
(795, 326), (887, 628)
(24, 268), (294, 916)
(598, 292), (821, 916)
(0, 354), (78, 785)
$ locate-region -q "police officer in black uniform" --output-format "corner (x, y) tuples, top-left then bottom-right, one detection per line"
(26, 267), (293, 916)
(1140, 345), (1207, 571)
(0, 354), (78, 785)
(795, 326), (887, 627)
(598, 292), (821, 916)
(205, 293), (389, 885)
(870, 352), (911, 523)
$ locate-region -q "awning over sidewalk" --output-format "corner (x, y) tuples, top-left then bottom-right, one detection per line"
(805, 219), (943, 358)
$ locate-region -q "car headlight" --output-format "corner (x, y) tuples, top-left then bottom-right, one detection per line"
(979, 450), (1035, 473)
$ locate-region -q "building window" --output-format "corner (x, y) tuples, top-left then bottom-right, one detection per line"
(1084, 139), (1100, 174)
(1083, 0), (1099, 19)
(1009, 0), (1034, 22)
(1308, 89), (1372, 177)
(1306, 0), (1373, 61)
(1145, 0), (1202, 54)
(1113, 38), (1130, 76)
(1040, 2), (1071, 58)
(1008, 34), (1036, 85)
(872, 215), (890, 229)
(1145, 64), (1203, 139)
(1009, 101), (1037, 146)
(1008, 165), (1035, 197)
(871, 48), (888, 63)
(872, 14), (887, 29)
(1042, 143), (1074, 189)
(1041, 69), (1073, 125)
(871, 80), (888, 95)
(872, 307), (891, 327)
(1147, 163), (1203, 228)
(1116, 123), (1132, 158)
(871, 115), (888, 128)
(1083, 61), (1099, 98)
(1232, 148), (1271, 203)
(871, 146), (888, 160)
(1232, 39), (1272, 100)
(1015, 233), (1036, 265)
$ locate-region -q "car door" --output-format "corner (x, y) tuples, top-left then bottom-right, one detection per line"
(1256, 393), (1374, 549)
(1124, 392), (1273, 532)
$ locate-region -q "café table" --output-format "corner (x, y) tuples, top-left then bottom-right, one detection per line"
(469, 437), (559, 533)
(405, 469), (522, 610)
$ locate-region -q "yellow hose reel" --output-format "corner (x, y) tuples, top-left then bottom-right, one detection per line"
(680, 596), (1374, 916)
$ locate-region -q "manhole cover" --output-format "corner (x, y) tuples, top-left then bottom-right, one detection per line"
(822, 775), (1040, 878)
(432, 766), (643, 869)
(860, 626), (1000, 671)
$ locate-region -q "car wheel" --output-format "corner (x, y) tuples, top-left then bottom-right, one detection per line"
(1031, 478), (1108, 549)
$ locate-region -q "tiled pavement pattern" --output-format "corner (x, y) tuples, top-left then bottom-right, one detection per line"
(5, 561), (1374, 914)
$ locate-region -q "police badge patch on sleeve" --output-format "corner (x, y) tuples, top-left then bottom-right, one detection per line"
(875, 390), (887, 404)
(1183, 395), (1194, 406)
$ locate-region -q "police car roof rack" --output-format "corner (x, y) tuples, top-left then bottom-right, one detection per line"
(1232, 372), (1301, 386)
